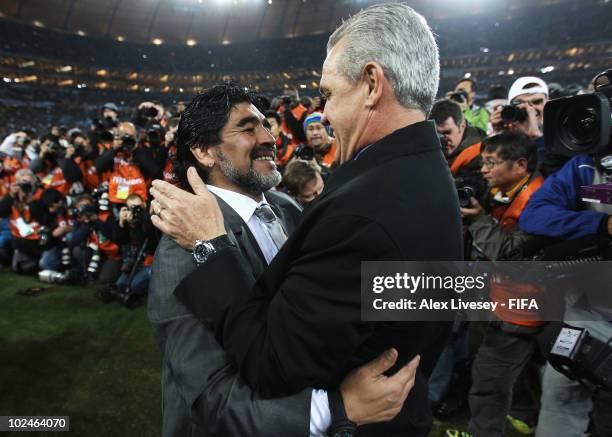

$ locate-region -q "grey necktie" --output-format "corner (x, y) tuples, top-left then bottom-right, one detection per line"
(253, 204), (287, 250)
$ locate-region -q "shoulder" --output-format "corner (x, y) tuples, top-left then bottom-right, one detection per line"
(265, 189), (302, 214)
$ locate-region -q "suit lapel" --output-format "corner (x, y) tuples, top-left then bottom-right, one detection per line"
(214, 195), (267, 277)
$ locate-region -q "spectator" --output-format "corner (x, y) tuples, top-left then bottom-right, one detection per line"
(265, 110), (295, 171)
(301, 112), (337, 170)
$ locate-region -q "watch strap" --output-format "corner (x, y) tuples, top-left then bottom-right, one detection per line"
(327, 388), (358, 437)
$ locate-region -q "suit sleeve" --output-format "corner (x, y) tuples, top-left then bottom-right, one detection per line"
(151, 237), (311, 437)
(175, 215), (400, 397)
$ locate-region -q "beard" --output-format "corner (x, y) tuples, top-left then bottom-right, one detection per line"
(216, 148), (282, 195)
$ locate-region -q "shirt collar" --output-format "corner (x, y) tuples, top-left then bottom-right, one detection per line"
(206, 184), (268, 224)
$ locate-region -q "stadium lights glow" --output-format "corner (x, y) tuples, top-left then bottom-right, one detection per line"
(117, 36), (125, 42)
(144, 87), (151, 92)
(300, 84), (307, 89)
(268, 0), (272, 4)
(77, 30), (86, 36)
(33, 20), (44, 27)
(222, 39), (231, 45)
(152, 38), (163, 45)
(507, 68), (514, 75)
(3, 77), (11, 83)
(540, 65), (555, 74)
(186, 39), (197, 47)
(58, 65), (73, 73)
(96, 69), (108, 76)
(464, 72), (471, 78)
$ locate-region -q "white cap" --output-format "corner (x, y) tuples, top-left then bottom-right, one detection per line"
(508, 76), (549, 102)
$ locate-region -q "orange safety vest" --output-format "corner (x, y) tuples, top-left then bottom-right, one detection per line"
(88, 211), (121, 261)
(275, 135), (297, 166)
(451, 142), (482, 175)
(280, 104), (307, 138)
(317, 139), (338, 168)
(488, 175), (545, 327)
(8, 189), (43, 239)
(108, 155), (148, 204)
(41, 166), (71, 196)
(76, 158), (101, 191)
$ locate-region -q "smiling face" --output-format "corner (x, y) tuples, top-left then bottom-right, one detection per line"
(208, 102), (281, 196)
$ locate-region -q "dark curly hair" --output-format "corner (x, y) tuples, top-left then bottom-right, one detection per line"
(174, 82), (264, 191)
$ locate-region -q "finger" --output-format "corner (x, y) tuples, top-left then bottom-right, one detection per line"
(150, 187), (172, 210)
(398, 355), (420, 400)
(362, 348), (398, 377)
(187, 167), (208, 196)
(389, 354), (420, 386)
(151, 214), (172, 235)
(151, 179), (181, 198)
(150, 199), (162, 214)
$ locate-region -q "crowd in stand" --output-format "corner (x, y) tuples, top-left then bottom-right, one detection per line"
(0, 67), (610, 436)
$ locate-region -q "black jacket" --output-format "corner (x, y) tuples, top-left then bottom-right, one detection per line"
(175, 121), (464, 435)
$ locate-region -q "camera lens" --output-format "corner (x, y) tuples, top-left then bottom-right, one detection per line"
(558, 104), (601, 153)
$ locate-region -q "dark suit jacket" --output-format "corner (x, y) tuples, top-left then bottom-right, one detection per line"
(176, 121), (464, 436)
(148, 190), (307, 437)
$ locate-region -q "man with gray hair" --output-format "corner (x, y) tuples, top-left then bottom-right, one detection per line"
(151, 3), (463, 436)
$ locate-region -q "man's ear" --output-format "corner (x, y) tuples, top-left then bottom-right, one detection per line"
(363, 62), (385, 108)
(191, 146), (215, 168)
(514, 157), (529, 173)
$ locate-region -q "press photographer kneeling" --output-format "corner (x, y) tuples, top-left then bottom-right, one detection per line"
(103, 193), (159, 308)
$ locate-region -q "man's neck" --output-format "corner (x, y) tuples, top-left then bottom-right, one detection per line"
(207, 178), (264, 202)
(498, 174), (531, 197)
(354, 108), (425, 156)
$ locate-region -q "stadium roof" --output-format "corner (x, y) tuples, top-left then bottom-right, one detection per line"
(0, 0), (575, 47)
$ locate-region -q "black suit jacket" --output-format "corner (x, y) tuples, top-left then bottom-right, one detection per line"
(176, 121), (464, 436)
(148, 189), (307, 437)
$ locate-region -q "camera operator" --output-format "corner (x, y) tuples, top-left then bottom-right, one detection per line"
(265, 110), (296, 171)
(448, 78), (490, 132)
(68, 194), (121, 285)
(0, 169), (46, 273)
(282, 159), (324, 205)
(429, 99), (485, 168)
(111, 193), (159, 307)
(454, 132), (545, 437)
(295, 112), (338, 171)
(519, 130), (612, 436)
(95, 122), (161, 213)
(29, 133), (83, 196)
(90, 103), (120, 152)
(490, 77), (549, 162)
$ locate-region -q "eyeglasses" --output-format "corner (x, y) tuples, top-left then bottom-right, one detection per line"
(482, 158), (507, 169)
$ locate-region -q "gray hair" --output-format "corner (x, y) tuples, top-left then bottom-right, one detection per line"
(15, 168), (35, 181)
(327, 3), (439, 115)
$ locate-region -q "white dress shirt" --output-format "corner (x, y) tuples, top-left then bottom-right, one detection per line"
(206, 185), (331, 436)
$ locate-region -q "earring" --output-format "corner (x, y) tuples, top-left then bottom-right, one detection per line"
(208, 162), (214, 168)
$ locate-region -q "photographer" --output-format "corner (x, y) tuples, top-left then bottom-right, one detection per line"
(132, 101), (165, 130)
(68, 194), (121, 284)
(90, 103), (119, 152)
(264, 110), (296, 170)
(111, 193), (159, 307)
(519, 141), (612, 437)
(29, 133), (83, 196)
(429, 99), (485, 167)
(37, 188), (73, 271)
(95, 122), (160, 211)
(0, 169), (46, 273)
(71, 132), (101, 192)
(449, 78), (489, 132)
(457, 132), (545, 437)
(490, 77), (549, 162)
(276, 91), (308, 144)
(295, 112), (337, 171)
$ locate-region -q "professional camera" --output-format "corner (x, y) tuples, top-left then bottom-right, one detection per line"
(500, 105), (529, 124)
(128, 204), (145, 225)
(294, 144), (315, 161)
(120, 134), (137, 152)
(17, 181), (35, 195)
(92, 182), (110, 212)
(545, 69), (611, 157)
(450, 91), (468, 104)
(146, 122), (165, 147)
(77, 203), (98, 219)
(87, 248), (101, 278)
(457, 186), (475, 208)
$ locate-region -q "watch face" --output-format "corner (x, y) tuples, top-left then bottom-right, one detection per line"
(194, 241), (215, 263)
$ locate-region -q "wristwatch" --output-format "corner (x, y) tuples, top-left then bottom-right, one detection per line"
(327, 388), (358, 437)
(193, 234), (235, 264)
